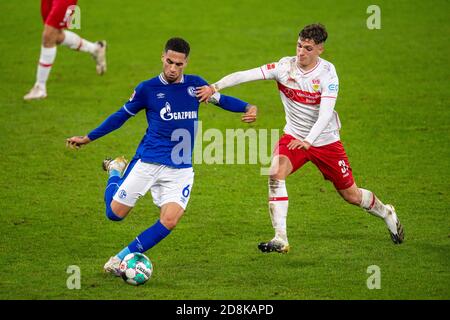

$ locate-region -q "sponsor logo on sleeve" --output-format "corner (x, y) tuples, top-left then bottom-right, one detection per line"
(328, 84), (339, 92)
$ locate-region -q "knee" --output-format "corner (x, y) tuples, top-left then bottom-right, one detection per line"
(106, 201), (129, 222)
(269, 156), (292, 180)
(342, 192), (362, 206)
(269, 173), (283, 181)
(269, 165), (287, 181)
(42, 29), (58, 47)
(160, 216), (178, 230)
(270, 166), (289, 181)
(105, 206), (123, 221)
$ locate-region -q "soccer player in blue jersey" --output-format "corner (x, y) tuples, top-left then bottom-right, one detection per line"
(66, 38), (257, 275)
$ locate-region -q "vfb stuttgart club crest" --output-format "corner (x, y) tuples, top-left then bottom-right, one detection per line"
(312, 79), (320, 91)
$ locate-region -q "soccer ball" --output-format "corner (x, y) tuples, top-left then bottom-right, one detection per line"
(119, 252), (153, 286)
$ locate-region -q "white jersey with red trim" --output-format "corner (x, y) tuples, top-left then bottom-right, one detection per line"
(260, 56), (341, 146)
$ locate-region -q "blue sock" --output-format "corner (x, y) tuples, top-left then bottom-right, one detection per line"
(116, 220), (171, 259)
(116, 247), (131, 260)
(104, 175), (123, 221)
(109, 169), (121, 177)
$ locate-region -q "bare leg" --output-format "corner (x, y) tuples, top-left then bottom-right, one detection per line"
(43, 24), (65, 47)
(110, 200), (133, 219)
(337, 183), (404, 244)
(160, 202), (186, 230)
(338, 183), (386, 218)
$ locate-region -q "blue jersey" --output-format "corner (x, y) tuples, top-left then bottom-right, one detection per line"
(88, 73), (248, 168)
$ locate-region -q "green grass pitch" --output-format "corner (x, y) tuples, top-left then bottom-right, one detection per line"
(0, 0), (449, 299)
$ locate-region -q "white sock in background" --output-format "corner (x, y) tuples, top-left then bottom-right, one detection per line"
(61, 30), (97, 54)
(36, 46), (57, 89)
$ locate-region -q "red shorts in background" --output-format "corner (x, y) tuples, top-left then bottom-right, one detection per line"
(274, 134), (355, 190)
(41, 0), (78, 29)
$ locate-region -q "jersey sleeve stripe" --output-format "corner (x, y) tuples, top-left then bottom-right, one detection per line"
(321, 96), (337, 99)
(123, 105), (136, 116)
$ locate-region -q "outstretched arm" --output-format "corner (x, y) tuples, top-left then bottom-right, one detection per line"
(197, 67), (267, 102)
(66, 108), (132, 149)
(66, 83), (147, 149)
(209, 92), (257, 123)
(213, 67), (266, 91)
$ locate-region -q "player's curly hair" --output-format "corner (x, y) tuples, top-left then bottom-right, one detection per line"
(165, 37), (190, 57)
(299, 23), (328, 44)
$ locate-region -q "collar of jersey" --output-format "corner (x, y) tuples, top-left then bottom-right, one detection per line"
(159, 73), (185, 85)
(295, 58), (321, 75)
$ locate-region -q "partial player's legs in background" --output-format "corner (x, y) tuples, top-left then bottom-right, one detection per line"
(24, 25), (62, 100)
(25, 9), (107, 101)
(60, 30), (107, 75)
(338, 183), (404, 244)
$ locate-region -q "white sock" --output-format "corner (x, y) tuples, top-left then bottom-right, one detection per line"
(268, 178), (289, 243)
(359, 188), (387, 219)
(61, 30), (97, 54)
(36, 46), (57, 89)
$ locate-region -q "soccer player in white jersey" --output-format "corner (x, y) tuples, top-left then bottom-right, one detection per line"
(197, 24), (404, 253)
(24, 0), (107, 100)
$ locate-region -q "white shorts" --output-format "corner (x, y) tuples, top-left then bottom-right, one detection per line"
(113, 160), (194, 210)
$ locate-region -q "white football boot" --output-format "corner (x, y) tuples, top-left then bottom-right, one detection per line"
(93, 40), (107, 75)
(258, 237), (290, 253)
(384, 204), (404, 244)
(23, 83), (47, 100)
(103, 256), (122, 277)
(102, 156), (128, 175)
